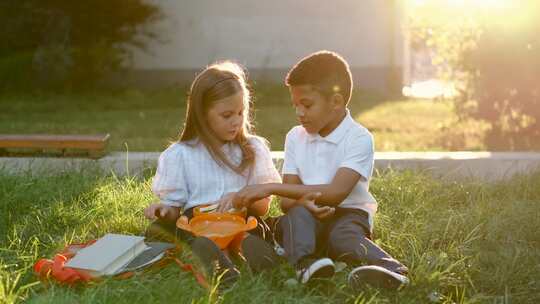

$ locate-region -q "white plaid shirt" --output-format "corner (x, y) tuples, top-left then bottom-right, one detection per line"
(152, 136), (281, 210)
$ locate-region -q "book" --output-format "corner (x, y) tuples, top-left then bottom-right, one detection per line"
(197, 203), (245, 214)
(198, 203), (219, 213)
(65, 234), (147, 276)
(118, 242), (175, 273)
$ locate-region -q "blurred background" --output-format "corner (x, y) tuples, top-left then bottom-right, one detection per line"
(2, 3), (540, 303)
(1, 0), (538, 151)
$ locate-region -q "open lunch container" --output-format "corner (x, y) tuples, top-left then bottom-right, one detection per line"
(176, 205), (257, 249)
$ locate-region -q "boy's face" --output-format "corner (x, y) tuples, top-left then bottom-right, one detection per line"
(289, 85), (339, 135)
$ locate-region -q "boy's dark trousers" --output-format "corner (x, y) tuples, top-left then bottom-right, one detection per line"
(277, 205), (407, 274)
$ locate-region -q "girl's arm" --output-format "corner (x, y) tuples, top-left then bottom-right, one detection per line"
(150, 145), (188, 220)
(248, 197), (271, 217)
(234, 167), (362, 208)
(144, 203), (181, 221)
(279, 174), (302, 212)
(213, 193), (270, 216)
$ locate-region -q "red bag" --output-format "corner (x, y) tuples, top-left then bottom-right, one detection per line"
(34, 240), (208, 288)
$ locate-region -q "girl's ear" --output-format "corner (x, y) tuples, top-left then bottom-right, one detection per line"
(330, 93), (345, 109)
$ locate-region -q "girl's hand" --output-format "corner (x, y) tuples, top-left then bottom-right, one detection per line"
(144, 203), (179, 220)
(232, 184), (272, 209)
(216, 192), (236, 213)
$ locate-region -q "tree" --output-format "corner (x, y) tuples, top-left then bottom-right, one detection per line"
(407, 1), (540, 150)
(0, 0), (162, 91)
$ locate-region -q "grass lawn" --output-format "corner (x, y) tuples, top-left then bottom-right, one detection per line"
(1, 169), (539, 303)
(0, 86), (488, 152)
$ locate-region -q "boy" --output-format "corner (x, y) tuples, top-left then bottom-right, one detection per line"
(232, 51), (409, 290)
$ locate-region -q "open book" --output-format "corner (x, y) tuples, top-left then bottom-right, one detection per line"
(65, 234), (162, 277)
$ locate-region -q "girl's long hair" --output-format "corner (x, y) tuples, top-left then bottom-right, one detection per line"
(179, 61), (255, 175)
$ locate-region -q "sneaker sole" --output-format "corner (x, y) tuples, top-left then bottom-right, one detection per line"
(348, 265), (409, 290)
(299, 258), (336, 284)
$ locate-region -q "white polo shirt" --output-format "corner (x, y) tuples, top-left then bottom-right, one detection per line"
(282, 110), (377, 228)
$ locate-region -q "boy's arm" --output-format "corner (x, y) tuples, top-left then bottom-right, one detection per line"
(279, 174), (335, 219)
(234, 167), (362, 208)
(274, 167), (361, 206)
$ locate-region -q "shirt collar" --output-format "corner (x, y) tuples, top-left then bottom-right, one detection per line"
(307, 109), (356, 144)
(185, 137), (234, 150)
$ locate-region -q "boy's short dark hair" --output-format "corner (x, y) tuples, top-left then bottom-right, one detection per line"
(285, 50), (353, 104)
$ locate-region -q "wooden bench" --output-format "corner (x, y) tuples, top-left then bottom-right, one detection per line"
(0, 134), (110, 159)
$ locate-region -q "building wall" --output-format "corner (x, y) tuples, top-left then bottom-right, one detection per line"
(128, 0), (405, 92)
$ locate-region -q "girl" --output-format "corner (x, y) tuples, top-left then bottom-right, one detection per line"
(143, 61), (281, 285)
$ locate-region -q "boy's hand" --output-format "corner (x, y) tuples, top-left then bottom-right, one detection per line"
(314, 204), (335, 220)
(232, 184), (272, 209)
(298, 192), (335, 220)
(144, 203), (179, 221)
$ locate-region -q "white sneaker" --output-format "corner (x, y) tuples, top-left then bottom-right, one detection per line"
(296, 257), (335, 284)
(348, 265), (409, 290)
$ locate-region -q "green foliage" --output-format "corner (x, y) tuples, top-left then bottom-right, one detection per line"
(407, 1), (540, 150)
(0, 0), (161, 92)
(464, 22), (540, 149)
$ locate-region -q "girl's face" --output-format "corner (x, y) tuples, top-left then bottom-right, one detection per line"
(206, 92), (245, 144)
